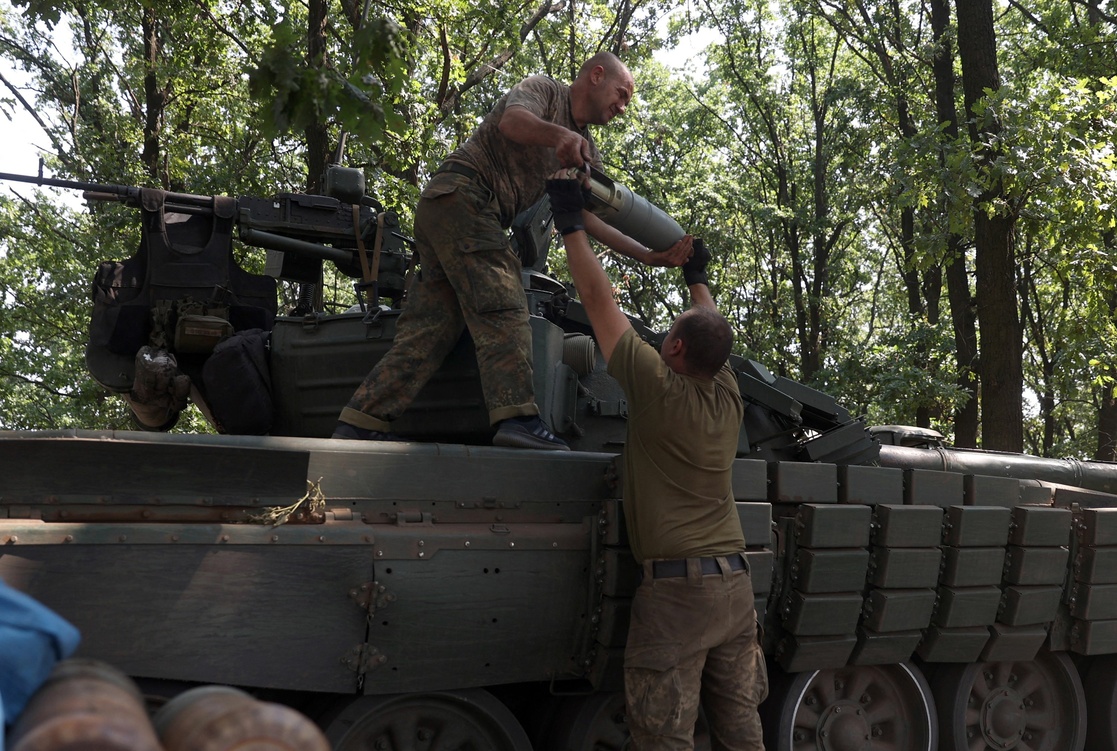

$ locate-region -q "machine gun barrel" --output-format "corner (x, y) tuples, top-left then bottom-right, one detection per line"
(1, 169), (141, 204)
(0, 170), (219, 210)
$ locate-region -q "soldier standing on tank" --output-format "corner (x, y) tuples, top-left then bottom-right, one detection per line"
(332, 52), (692, 449)
(543, 175), (768, 749)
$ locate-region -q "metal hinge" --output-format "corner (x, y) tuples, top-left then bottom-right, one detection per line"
(394, 510), (433, 525)
(342, 644), (388, 673)
(349, 580), (395, 614)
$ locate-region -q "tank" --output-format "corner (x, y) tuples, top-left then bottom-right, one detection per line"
(2, 167), (1115, 751)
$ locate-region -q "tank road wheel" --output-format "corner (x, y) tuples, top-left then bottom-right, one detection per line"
(543, 692), (630, 751)
(319, 689), (532, 751)
(763, 663), (936, 751)
(1083, 654), (1117, 748)
(928, 650), (1085, 751)
(543, 691), (713, 751)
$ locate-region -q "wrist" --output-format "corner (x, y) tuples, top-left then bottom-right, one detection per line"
(552, 209), (584, 236)
(683, 267), (708, 286)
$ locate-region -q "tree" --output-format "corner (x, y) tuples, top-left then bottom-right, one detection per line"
(954, 0), (1023, 452)
(929, 0), (979, 447)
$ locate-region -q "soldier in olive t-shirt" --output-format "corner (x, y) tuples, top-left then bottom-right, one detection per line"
(544, 175), (767, 750)
(608, 326), (745, 563)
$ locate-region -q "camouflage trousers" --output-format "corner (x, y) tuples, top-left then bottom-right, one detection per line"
(343, 171), (536, 429)
(624, 556), (768, 751)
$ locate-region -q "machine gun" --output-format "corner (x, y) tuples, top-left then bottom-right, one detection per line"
(0, 167), (411, 304)
(1, 166), (413, 431)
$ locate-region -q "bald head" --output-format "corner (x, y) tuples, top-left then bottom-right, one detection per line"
(577, 52), (628, 82)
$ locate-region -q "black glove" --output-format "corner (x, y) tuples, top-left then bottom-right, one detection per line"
(545, 179), (586, 235)
(683, 237), (711, 286)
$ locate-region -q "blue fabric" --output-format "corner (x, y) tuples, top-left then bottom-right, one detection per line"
(0, 580), (80, 728)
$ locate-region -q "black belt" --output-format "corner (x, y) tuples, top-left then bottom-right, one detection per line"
(437, 161), (480, 181)
(651, 553), (747, 579)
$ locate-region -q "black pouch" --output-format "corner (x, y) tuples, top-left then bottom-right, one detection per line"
(90, 257), (150, 355)
(202, 328), (273, 435)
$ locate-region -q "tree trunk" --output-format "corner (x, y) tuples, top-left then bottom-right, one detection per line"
(305, 0), (330, 194)
(931, 0), (979, 447)
(140, 6), (166, 186)
(1098, 245), (1117, 461)
(954, 0), (1023, 451)
(1099, 372), (1117, 462)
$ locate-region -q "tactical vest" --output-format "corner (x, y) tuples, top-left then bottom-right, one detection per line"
(86, 188), (277, 393)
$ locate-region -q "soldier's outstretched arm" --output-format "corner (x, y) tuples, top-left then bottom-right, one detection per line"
(582, 212), (692, 268)
(498, 107), (593, 168)
(545, 178), (632, 365)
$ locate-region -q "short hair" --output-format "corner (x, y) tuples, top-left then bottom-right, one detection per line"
(673, 307), (733, 378)
(578, 52), (627, 81)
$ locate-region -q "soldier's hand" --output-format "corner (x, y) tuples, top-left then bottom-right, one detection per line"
(683, 237), (711, 286)
(646, 235), (693, 268)
(554, 132), (593, 170)
(546, 172), (587, 235)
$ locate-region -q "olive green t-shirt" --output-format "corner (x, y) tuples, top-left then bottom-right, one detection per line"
(607, 328), (746, 563)
(445, 75), (603, 227)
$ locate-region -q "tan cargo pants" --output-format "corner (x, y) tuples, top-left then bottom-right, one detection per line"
(624, 556), (768, 750)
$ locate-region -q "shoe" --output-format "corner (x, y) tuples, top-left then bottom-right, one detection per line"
(331, 421), (401, 441)
(493, 416), (570, 451)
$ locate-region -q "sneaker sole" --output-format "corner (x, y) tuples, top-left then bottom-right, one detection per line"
(493, 431), (571, 451)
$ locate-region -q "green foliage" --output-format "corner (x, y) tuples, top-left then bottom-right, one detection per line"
(1, 0), (1116, 459)
(0, 192), (130, 428)
(248, 14), (408, 145)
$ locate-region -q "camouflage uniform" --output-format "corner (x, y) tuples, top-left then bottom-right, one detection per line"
(342, 76), (601, 430)
(608, 328), (768, 750)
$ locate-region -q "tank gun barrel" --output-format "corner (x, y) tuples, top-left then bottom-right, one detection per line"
(877, 443), (1117, 495)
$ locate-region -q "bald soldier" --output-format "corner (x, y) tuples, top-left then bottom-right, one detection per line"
(333, 53), (691, 449)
